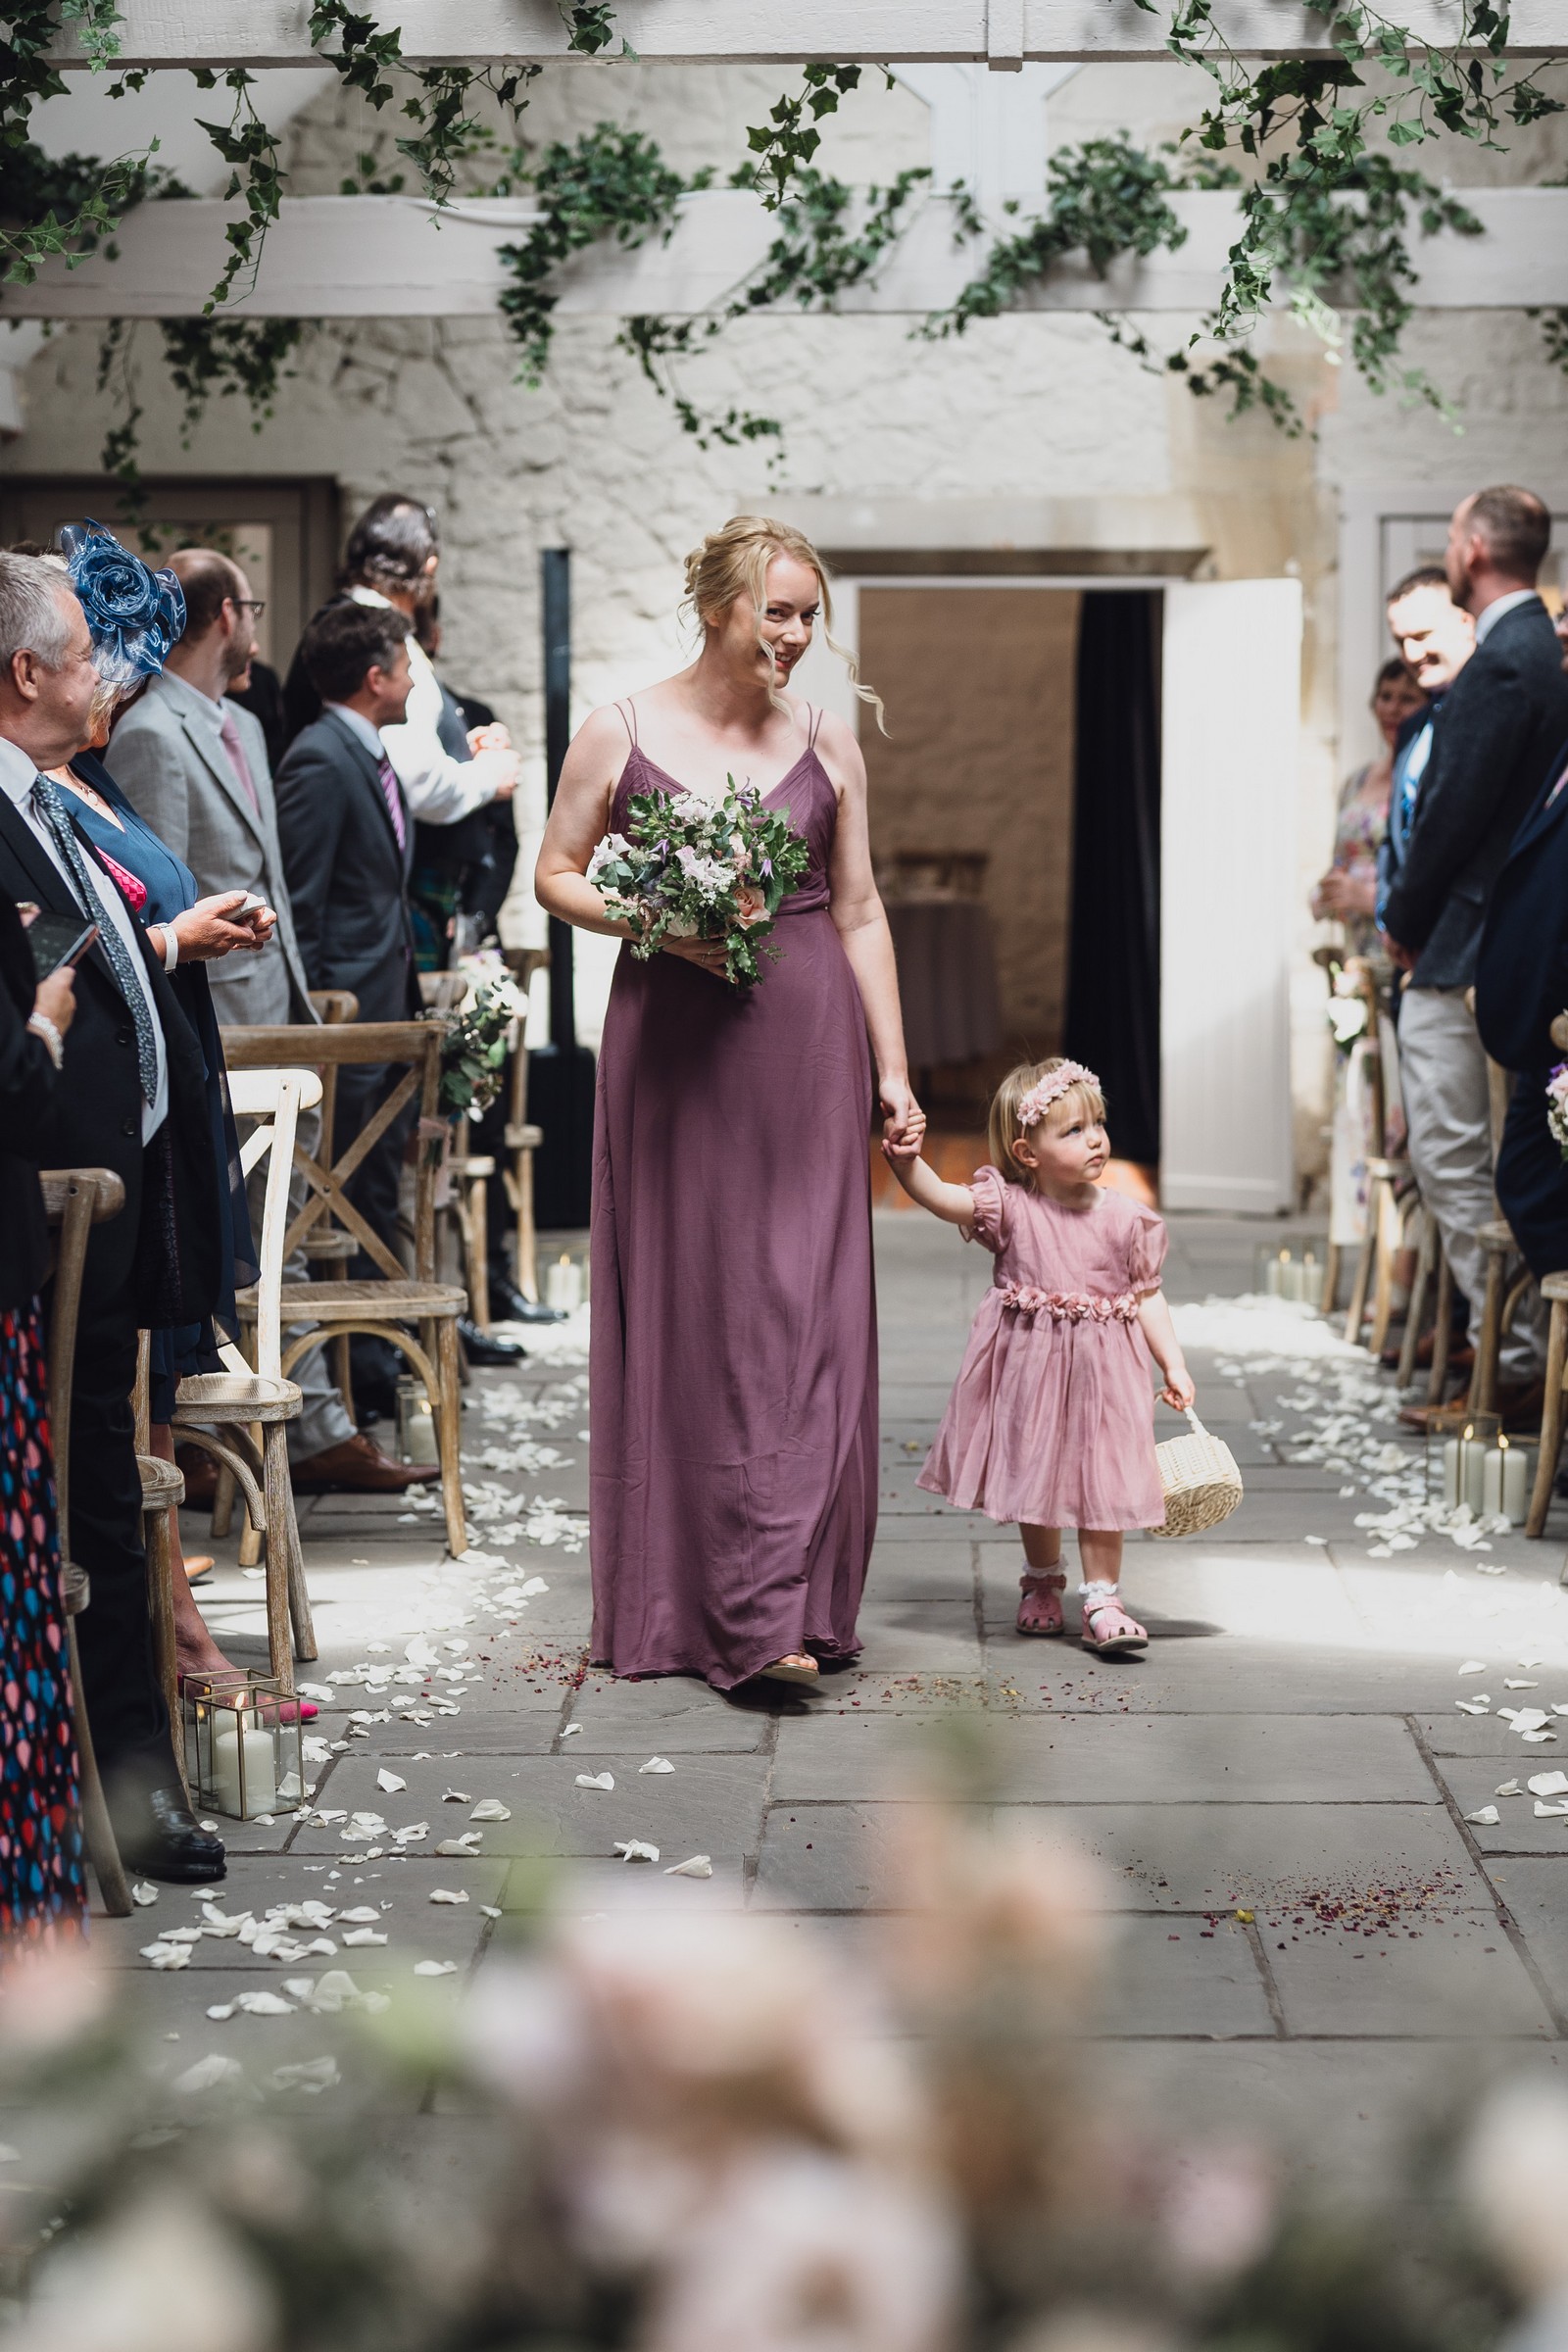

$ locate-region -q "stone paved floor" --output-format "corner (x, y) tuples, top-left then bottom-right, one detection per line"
(97, 1211), (1568, 2184)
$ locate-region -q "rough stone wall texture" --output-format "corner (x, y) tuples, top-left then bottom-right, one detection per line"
(8, 58), (1568, 1188)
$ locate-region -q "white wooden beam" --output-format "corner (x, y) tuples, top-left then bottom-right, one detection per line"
(41, 0), (1568, 70)
(5, 187), (1568, 318)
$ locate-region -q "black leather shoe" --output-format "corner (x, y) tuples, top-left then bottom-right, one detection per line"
(489, 1275), (567, 1326)
(115, 1787), (226, 1884)
(458, 1314), (527, 1367)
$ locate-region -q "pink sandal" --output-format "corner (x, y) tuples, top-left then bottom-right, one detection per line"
(1016, 1570), (1066, 1637)
(1079, 1581), (1149, 1656)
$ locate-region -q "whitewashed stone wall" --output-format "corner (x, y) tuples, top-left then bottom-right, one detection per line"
(9, 55), (1568, 1193)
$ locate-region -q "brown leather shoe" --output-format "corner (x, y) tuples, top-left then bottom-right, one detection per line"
(175, 1445), (219, 1507)
(290, 1434), (442, 1494)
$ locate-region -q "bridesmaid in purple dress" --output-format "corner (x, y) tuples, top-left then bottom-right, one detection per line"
(536, 516), (922, 1692)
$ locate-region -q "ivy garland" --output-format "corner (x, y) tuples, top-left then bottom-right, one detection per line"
(3, 0), (1568, 489)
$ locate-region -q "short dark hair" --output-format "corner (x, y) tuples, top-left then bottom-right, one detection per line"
(1466, 484), (1551, 583)
(300, 600), (407, 704)
(1386, 564), (1448, 607)
(169, 547), (244, 640)
(1375, 655), (1420, 694)
(341, 494), (439, 600)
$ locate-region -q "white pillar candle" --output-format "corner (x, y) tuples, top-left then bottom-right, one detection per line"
(210, 1707), (276, 1818)
(1443, 1437), (1461, 1508)
(1264, 1251), (1286, 1298)
(1461, 1436), (1489, 1516)
(1482, 1445), (1505, 1520)
(1504, 1443), (1536, 1523)
(1301, 1253), (1324, 1308)
(546, 1254), (584, 1313)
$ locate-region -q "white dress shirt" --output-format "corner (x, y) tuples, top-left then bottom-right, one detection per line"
(1474, 587), (1541, 645)
(346, 585), (502, 824)
(0, 730), (168, 1139)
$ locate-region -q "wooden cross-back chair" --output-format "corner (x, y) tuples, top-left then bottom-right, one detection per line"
(220, 1019), (468, 1555)
(503, 947), (549, 1308)
(1332, 954), (1421, 1360)
(40, 1166), (132, 1917)
(172, 1068), (321, 1690)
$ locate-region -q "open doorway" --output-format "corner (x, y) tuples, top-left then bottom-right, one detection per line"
(858, 582), (1162, 1204)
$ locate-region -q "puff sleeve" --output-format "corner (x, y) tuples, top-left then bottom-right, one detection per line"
(1126, 1203), (1168, 1293)
(963, 1164), (1012, 1254)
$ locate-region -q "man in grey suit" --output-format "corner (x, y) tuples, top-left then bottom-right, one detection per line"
(109, 549), (435, 1494)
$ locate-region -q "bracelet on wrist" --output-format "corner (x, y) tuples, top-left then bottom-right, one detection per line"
(26, 1012), (63, 1069)
(161, 923), (178, 972)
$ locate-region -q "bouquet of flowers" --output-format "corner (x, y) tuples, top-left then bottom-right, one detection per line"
(587, 778), (811, 988)
(1326, 961), (1370, 1052)
(1546, 1063), (1568, 1161)
(433, 950), (530, 1120)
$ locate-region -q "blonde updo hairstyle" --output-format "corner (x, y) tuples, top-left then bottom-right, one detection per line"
(681, 514), (887, 732)
(988, 1057), (1108, 1189)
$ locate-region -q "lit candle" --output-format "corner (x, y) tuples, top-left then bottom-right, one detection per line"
(1264, 1249), (1287, 1298)
(1444, 1426), (1490, 1514)
(546, 1252), (584, 1313)
(210, 1701), (276, 1818)
(1482, 1435), (1537, 1524)
(1301, 1251), (1324, 1308)
(1280, 1256), (1305, 1303)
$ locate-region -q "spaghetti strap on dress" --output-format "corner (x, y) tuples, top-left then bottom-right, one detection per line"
(589, 725), (877, 1689)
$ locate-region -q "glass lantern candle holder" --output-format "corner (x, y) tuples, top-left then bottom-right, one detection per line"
(1425, 1407), (1501, 1511)
(183, 1670), (304, 1821)
(395, 1373), (438, 1466)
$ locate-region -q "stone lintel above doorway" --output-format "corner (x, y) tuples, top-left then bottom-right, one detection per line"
(773, 494), (1209, 580)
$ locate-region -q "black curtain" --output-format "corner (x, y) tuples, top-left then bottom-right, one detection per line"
(1063, 590), (1161, 1167)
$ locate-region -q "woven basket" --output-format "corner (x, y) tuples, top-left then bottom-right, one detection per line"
(1152, 1409), (1244, 1539)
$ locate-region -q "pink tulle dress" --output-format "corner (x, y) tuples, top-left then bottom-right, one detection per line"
(917, 1167), (1169, 1531)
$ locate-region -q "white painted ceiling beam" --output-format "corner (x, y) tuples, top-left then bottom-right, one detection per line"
(41, 0), (1568, 70)
(6, 187), (1568, 318)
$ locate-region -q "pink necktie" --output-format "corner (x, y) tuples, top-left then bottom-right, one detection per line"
(376, 754), (407, 855)
(219, 709), (260, 815)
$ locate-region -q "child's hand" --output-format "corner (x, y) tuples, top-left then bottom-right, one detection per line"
(1160, 1366), (1196, 1413)
(882, 1127), (925, 1164)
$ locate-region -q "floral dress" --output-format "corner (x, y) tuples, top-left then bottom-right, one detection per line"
(1321, 764), (1398, 1248)
(0, 1307), (86, 1943)
(918, 1170), (1168, 1531)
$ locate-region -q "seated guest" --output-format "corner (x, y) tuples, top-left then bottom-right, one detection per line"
(274, 600), (421, 1398)
(0, 552), (224, 1882)
(110, 547), (426, 1495)
(47, 523), (273, 1687)
(0, 889), (86, 1941)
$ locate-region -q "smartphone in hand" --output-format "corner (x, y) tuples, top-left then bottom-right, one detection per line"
(26, 912), (98, 979)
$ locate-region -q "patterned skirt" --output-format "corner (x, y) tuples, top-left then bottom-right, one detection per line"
(0, 1303), (86, 1943)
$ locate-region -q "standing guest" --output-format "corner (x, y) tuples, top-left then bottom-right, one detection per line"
(1382, 488), (1568, 1414)
(1312, 658), (1427, 1260)
(0, 553), (223, 1883)
(0, 889), (86, 1941)
(110, 548), (428, 1496)
(1475, 604), (1568, 1316)
(886, 1060), (1194, 1657)
(1376, 567), (1476, 932)
(536, 515), (921, 1693)
(274, 601), (421, 1358)
(47, 523), (267, 1681)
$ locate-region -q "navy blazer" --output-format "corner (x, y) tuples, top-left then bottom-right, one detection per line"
(1383, 597), (1568, 991)
(1474, 730), (1568, 1072)
(272, 708), (418, 1024)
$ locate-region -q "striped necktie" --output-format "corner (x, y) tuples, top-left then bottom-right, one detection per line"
(376, 753), (407, 855)
(31, 770), (159, 1104)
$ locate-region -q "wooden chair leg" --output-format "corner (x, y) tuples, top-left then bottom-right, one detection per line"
(514, 1147), (539, 1303)
(1367, 1185), (1404, 1361)
(272, 1432), (317, 1663)
(143, 1507), (184, 1798)
(1470, 1251), (1506, 1418)
(1321, 1240), (1341, 1317)
(237, 1417), (265, 1567)
(1396, 1215), (1437, 1391)
(260, 1425), (297, 1693)
(210, 1461), (236, 1541)
(334, 1333), (356, 1430)
(1345, 1221), (1376, 1348)
(1428, 1246), (1454, 1407)
(67, 1619), (132, 1917)
(1527, 1300), (1568, 1540)
(434, 1317), (467, 1557)
(466, 1173), (490, 1332)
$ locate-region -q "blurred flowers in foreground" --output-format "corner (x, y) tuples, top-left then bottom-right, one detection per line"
(0, 1798), (1536, 2352)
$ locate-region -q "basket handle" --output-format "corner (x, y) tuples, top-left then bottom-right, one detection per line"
(1183, 1407), (1210, 1438)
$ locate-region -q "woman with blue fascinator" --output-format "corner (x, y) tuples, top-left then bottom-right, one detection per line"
(44, 522), (279, 1688)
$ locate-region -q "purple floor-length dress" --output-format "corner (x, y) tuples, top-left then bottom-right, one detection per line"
(589, 716), (877, 1690)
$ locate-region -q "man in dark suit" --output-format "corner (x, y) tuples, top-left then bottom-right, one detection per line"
(1475, 608), (1568, 1292)
(1383, 486), (1568, 1408)
(0, 552), (225, 1882)
(273, 601), (420, 1312)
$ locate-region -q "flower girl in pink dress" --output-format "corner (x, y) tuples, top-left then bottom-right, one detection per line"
(885, 1058), (1194, 1655)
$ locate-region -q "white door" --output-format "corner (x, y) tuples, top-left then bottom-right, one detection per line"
(1160, 578), (1301, 1214)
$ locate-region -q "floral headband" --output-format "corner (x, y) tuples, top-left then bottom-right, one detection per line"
(1016, 1060), (1101, 1134)
(59, 519), (185, 691)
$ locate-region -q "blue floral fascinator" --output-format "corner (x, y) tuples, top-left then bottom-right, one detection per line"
(59, 518), (185, 689)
